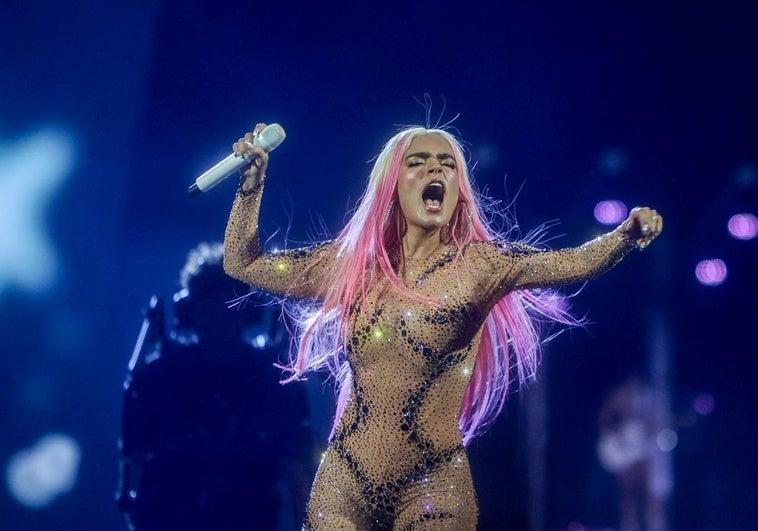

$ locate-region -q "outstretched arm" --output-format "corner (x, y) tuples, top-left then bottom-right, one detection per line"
(473, 207), (663, 304)
(223, 124), (336, 299)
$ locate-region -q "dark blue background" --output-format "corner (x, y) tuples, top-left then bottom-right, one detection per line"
(1, 1), (755, 529)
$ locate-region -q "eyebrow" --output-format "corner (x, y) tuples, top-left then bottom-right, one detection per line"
(404, 151), (455, 161)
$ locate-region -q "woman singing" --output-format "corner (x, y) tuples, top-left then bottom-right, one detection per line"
(223, 123), (662, 529)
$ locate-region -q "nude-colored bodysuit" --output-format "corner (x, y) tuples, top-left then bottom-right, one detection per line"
(224, 184), (635, 530)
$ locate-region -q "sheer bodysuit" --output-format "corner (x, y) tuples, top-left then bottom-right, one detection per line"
(224, 183), (635, 530)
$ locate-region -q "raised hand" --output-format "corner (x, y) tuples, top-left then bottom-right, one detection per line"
(232, 123), (270, 192)
(620, 207), (663, 250)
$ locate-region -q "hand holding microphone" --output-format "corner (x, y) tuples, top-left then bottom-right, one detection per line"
(188, 122), (286, 196)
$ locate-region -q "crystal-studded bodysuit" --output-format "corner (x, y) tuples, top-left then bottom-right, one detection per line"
(224, 184), (634, 530)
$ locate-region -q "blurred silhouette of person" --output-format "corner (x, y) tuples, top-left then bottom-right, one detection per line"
(118, 242), (313, 530)
(597, 374), (672, 531)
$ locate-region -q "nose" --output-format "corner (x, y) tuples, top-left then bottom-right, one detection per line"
(426, 158), (442, 174)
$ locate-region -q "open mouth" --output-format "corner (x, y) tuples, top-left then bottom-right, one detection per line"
(422, 180), (445, 211)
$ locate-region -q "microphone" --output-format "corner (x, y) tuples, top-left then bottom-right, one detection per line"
(188, 123), (286, 196)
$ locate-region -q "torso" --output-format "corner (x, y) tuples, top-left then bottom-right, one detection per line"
(337, 255), (486, 452)
(315, 244), (485, 525)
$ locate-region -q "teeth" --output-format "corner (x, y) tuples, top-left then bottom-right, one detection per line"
(428, 183), (443, 196)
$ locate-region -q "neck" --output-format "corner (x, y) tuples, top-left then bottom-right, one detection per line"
(402, 226), (444, 260)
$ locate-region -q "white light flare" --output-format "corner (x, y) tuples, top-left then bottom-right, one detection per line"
(6, 433), (82, 509)
(0, 126), (75, 296)
(656, 428), (678, 452)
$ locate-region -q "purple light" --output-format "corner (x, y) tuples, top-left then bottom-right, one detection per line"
(693, 393), (716, 416)
(695, 259), (728, 286)
(593, 200), (628, 225)
(727, 213), (758, 240)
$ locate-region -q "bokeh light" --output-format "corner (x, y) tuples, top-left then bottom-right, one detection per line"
(593, 200), (628, 225)
(6, 433), (82, 509)
(695, 259), (728, 286)
(656, 428), (678, 452)
(693, 393), (716, 416)
(0, 127), (76, 297)
(734, 163), (757, 189)
(727, 213), (758, 240)
(598, 147), (629, 176)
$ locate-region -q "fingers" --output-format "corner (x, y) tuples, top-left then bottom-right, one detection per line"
(624, 206), (663, 250)
(232, 123), (271, 189)
(233, 139), (267, 163)
(232, 123), (269, 152)
(653, 210), (663, 234)
(232, 124), (270, 165)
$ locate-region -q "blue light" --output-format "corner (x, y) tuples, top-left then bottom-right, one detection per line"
(5, 433), (82, 509)
(0, 126), (75, 297)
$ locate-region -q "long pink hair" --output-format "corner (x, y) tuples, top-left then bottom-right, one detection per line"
(281, 127), (574, 445)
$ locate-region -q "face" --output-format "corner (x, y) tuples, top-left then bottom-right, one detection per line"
(396, 134), (460, 235)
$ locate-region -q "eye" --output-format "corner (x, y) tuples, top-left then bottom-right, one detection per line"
(442, 161), (456, 169)
(407, 160), (424, 167)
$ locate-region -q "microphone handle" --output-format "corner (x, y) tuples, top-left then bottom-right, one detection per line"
(188, 154), (246, 196)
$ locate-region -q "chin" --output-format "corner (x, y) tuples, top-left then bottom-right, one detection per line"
(419, 217), (451, 231)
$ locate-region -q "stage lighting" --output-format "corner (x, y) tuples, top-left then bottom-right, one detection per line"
(727, 213), (758, 240)
(655, 428), (678, 452)
(694, 259), (728, 286)
(693, 393), (716, 416)
(0, 126), (75, 296)
(5, 433), (81, 509)
(598, 147), (629, 176)
(593, 200), (628, 225)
